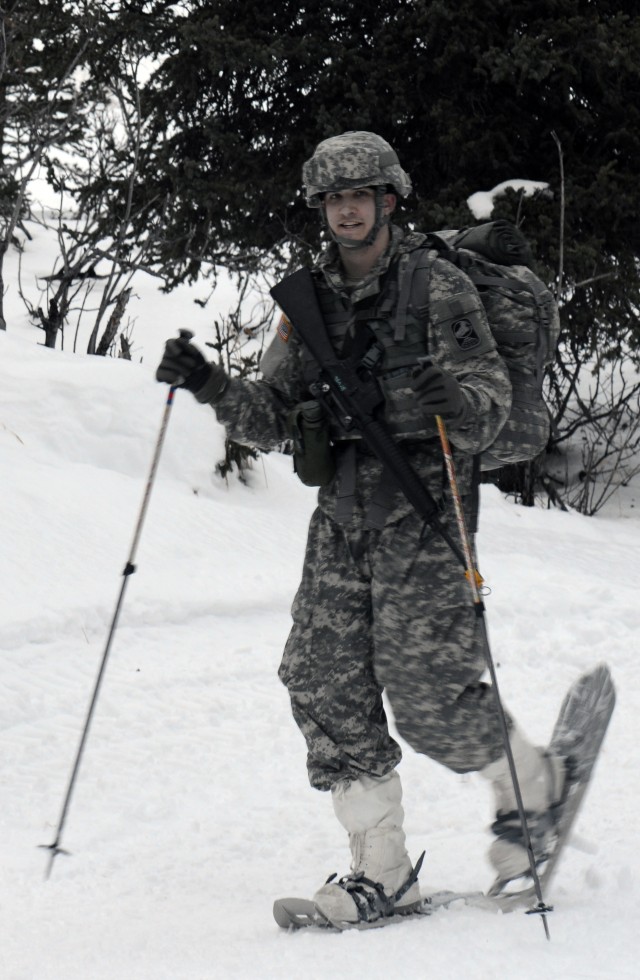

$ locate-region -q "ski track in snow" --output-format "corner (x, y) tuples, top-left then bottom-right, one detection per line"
(2, 278), (640, 977)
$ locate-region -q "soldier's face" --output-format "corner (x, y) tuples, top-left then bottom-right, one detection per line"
(323, 187), (395, 245)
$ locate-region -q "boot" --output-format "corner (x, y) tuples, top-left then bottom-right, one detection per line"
(481, 728), (566, 881)
(313, 770), (423, 925)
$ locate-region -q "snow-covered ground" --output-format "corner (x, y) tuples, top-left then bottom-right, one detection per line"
(1, 228), (639, 980)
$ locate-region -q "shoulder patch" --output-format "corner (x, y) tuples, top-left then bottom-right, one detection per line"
(431, 291), (495, 362)
(277, 313), (293, 343)
(451, 316), (482, 351)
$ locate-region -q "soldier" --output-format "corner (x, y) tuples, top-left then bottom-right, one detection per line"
(156, 132), (565, 926)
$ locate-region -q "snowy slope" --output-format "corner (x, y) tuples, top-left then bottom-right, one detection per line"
(1, 249), (639, 979)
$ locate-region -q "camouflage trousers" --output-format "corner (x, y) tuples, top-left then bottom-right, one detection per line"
(279, 506), (511, 791)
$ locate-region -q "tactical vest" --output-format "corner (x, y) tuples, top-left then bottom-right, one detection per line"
(303, 250), (436, 440)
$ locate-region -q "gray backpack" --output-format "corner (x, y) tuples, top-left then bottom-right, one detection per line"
(423, 221), (560, 470)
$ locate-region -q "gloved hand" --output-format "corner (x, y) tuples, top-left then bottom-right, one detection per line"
(412, 362), (469, 423)
(156, 332), (228, 404)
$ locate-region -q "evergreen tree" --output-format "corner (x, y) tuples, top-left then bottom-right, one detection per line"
(103, 0), (640, 341)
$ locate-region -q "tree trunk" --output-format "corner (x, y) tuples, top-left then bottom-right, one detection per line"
(37, 298), (64, 348)
(0, 240), (7, 330)
(95, 287), (132, 356)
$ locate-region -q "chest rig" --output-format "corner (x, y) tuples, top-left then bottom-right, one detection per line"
(301, 249), (446, 528)
(301, 247), (436, 442)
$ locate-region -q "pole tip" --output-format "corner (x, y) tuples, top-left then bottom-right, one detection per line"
(38, 841), (70, 880)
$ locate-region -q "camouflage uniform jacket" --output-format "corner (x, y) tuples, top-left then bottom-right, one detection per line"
(213, 226), (512, 527)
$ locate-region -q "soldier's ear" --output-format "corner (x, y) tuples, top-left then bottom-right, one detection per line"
(383, 192), (397, 215)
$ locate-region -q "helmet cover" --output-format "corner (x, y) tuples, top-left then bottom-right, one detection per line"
(302, 131), (412, 207)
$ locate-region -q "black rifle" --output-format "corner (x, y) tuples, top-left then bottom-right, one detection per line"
(270, 268), (465, 566)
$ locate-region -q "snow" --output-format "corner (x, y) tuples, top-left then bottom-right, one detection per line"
(467, 179), (551, 220)
(1, 232), (639, 980)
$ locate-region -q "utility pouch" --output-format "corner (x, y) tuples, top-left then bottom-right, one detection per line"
(288, 400), (336, 487)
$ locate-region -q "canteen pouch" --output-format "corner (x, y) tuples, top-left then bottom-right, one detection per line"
(288, 400), (336, 487)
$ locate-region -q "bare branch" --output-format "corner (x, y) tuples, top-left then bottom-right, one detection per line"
(551, 131), (565, 303)
(573, 271), (618, 290)
(0, 7), (7, 83)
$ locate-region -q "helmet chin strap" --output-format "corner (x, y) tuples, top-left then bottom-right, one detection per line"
(324, 186), (390, 251)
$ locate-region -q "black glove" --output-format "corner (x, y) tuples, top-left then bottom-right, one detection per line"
(412, 362), (469, 423)
(156, 333), (228, 404)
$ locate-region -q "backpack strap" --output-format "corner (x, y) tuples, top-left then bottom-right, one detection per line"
(391, 247), (435, 341)
(466, 271), (531, 292)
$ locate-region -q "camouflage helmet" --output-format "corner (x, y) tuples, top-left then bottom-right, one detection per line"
(302, 131), (412, 207)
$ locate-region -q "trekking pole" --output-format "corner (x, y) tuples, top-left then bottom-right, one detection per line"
(41, 338), (189, 879)
(435, 414), (552, 940)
